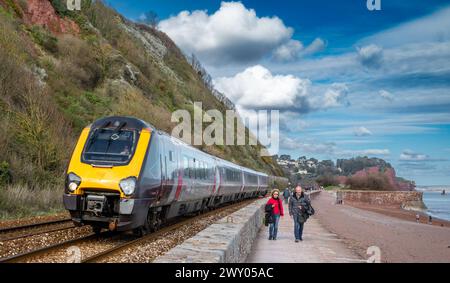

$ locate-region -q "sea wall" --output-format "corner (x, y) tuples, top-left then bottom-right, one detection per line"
(154, 198), (267, 263)
(337, 190), (426, 210)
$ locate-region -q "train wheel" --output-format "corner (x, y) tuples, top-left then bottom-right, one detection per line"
(133, 210), (152, 237)
(133, 227), (145, 237)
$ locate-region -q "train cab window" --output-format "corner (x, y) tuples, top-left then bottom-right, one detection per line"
(83, 128), (137, 164)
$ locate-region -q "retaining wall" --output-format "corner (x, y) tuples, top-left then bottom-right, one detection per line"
(154, 198), (267, 263)
(338, 190), (426, 210)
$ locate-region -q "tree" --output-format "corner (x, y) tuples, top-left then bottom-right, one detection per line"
(139, 11), (159, 28)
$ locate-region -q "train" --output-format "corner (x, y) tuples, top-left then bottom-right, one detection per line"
(63, 116), (287, 235)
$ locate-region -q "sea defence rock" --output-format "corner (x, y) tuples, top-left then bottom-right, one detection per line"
(338, 190), (426, 211)
(154, 198), (266, 263)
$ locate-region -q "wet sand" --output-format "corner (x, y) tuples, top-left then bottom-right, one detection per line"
(313, 192), (450, 262)
(347, 202), (450, 228)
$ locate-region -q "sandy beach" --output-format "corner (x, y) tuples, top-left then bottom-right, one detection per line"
(313, 192), (450, 262)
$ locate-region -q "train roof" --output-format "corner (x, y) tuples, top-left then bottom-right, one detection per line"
(91, 116), (268, 177)
(91, 116), (155, 131)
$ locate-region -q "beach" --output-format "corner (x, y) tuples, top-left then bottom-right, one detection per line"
(313, 191), (450, 262)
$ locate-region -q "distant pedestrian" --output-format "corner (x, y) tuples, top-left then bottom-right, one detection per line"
(266, 189), (284, 240)
(429, 215), (433, 224)
(289, 185), (314, 242)
(416, 214), (420, 223)
(283, 188), (290, 204)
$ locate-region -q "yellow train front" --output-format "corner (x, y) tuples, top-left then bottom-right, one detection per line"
(63, 116), (156, 234)
(64, 116), (270, 235)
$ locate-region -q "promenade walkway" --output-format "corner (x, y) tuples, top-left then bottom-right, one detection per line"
(246, 210), (364, 263)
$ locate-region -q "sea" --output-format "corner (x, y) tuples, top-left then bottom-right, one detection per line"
(416, 186), (450, 221)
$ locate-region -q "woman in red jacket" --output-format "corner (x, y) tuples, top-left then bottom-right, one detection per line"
(266, 189), (284, 240)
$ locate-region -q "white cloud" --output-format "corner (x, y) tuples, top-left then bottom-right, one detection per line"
(320, 83), (349, 108)
(303, 38), (326, 55)
(353, 126), (372, 137)
(359, 6), (450, 47)
(273, 40), (303, 62)
(379, 89), (393, 101)
(338, 149), (390, 157)
(399, 150), (448, 162)
(280, 136), (389, 157)
(214, 65), (311, 110)
(273, 38), (325, 62)
(280, 136), (336, 154)
(158, 2), (296, 65)
(357, 44), (383, 69)
(400, 150), (429, 161)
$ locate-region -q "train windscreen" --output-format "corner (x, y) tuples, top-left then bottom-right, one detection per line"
(82, 128), (138, 164)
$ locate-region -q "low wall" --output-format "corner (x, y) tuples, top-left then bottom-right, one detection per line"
(338, 190), (426, 210)
(154, 198), (267, 263)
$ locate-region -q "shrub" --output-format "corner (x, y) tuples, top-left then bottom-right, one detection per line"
(0, 161), (12, 185)
(346, 173), (392, 191)
(51, 0), (68, 16)
(57, 35), (103, 89)
(29, 26), (58, 53)
(316, 173), (339, 187)
(0, 184), (64, 219)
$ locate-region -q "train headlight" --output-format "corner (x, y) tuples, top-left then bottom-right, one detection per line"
(67, 172), (81, 192)
(119, 177), (137, 196)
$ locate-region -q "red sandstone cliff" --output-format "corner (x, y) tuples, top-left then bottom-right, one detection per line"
(339, 166), (415, 191)
(1, 0), (79, 34)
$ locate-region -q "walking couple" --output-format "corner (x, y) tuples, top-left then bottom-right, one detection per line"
(265, 185), (314, 242)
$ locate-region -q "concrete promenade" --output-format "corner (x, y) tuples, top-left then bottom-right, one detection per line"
(246, 210), (364, 263)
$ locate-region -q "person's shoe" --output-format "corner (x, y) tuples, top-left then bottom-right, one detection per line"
(268, 236), (273, 240)
(273, 237), (277, 240)
(299, 238), (303, 241)
(295, 239), (299, 243)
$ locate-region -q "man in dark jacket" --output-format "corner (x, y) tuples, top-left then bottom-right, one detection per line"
(289, 185), (311, 242)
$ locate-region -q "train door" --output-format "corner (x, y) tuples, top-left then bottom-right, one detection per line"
(160, 137), (177, 205)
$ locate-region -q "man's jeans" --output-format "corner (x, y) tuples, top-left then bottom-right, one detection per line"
(269, 214), (280, 239)
(293, 215), (304, 240)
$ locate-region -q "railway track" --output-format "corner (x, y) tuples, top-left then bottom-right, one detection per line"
(0, 218), (74, 242)
(0, 199), (255, 263)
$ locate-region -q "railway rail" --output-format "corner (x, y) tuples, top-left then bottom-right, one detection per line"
(0, 218), (73, 242)
(0, 199), (255, 263)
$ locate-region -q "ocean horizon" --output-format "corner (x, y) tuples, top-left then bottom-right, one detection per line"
(417, 186), (450, 222)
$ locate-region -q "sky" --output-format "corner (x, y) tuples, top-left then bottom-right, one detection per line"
(107, 0), (450, 186)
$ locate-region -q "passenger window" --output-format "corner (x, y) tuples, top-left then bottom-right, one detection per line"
(202, 162), (206, 179)
(189, 158), (194, 179)
(169, 151), (174, 162)
(183, 156), (189, 177)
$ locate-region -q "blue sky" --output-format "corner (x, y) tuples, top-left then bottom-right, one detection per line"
(107, 0), (450, 185)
